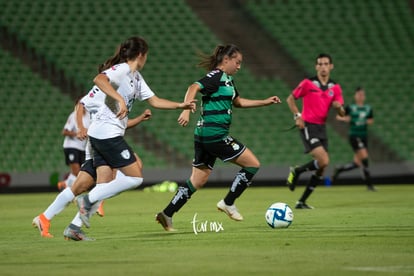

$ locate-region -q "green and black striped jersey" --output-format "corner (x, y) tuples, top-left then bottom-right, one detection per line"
(345, 104), (373, 137)
(194, 69), (239, 143)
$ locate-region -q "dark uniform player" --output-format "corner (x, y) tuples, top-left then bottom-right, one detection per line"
(332, 87), (375, 191)
(156, 44), (281, 231)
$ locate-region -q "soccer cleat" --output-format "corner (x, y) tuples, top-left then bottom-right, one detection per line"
(96, 201), (105, 217)
(57, 181), (67, 191)
(155, 212), (176, 232)
(217, 199), (243, 221)
(367, 185), (377, 192)
(295, 201), (314, 209)
(286, 166), (299, 191)
(76, 195), (92, 228)
(63, 226), (95, 241)
(32, 214), (53, 238)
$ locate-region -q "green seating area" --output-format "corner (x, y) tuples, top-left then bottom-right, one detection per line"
(0, 49), (74, 172)
(0, 0), (412, 174)
(245, 0), (414, 161)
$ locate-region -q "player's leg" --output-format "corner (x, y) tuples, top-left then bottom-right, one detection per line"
(296, 146), (328, 209)
(156, 166), (209, 231)
(355, 146), (375, 191)
(33, 170), (95, 238)
(216, 147), (260, 221)
(286, 126), (321, 191)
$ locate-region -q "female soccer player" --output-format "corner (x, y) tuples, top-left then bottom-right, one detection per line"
(75, 36), (196, 229)
(332, 87), (375, 191)
(33, 88), (151, 240)
(156, 44), (281, 231)
(58, 97), (89, 190)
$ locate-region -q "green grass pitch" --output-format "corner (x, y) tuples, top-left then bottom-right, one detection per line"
(0, 185), (413, 275)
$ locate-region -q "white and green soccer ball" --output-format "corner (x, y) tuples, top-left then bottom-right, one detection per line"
(265, 202), (293, 229)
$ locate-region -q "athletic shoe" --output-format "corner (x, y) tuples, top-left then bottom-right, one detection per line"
(367, 185), (377, 192)
(217, 199), (243, 221)
(286, 166), (299, 191)
(63, 226), (95, 241)
(57, 181), (67, 191)
(96, 201), (105, 217)
(76, 195), (92, 228)
(32, 214), (53, 238)
(155, 212), (176, 232)
(295, 201), (314, 209)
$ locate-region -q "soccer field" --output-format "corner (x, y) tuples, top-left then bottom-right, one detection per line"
(1, 185), (413, 276)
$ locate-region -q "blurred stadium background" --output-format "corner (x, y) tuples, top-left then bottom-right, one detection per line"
(0, 0), (413, 191)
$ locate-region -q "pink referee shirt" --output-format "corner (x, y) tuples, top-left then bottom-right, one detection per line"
(292, 78), (344, 124)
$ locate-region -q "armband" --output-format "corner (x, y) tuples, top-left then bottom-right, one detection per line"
(293, 113), (302, 120)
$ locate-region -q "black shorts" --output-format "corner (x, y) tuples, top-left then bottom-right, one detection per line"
(349, 136), (368, 152)
(193, 135), (246, 170)
(63, 148), (85, 165)
(299, 122), (328, 153)
(80, 159), (97, 181)
(89, 136), (136, 168)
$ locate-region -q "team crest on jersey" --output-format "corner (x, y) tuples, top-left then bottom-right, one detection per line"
(120, 149), (130, 160)
(328, 90), (334, 97)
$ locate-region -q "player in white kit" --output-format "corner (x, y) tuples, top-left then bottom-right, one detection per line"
(58, 98), (90, 190)
(72, 36), (195, 233)
(33, 88), (151, 240)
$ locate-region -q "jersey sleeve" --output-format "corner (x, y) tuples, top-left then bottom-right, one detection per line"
(367, 106), (374, 119)
(333, 84), (344, 105)
(292, 79), (308, 99)
(136, 73), (155, 101)
(102, 63), (129, 89)
(63, 112), (76, 131)
(196, 70), (221, 95)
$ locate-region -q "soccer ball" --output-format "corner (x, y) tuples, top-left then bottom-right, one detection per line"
(265, 202), (294, 229)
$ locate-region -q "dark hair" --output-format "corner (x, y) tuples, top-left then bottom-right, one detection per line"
(99, 36), (149, 72)
(315, 53), (333, 64)
(355, 86), (364, 93)
(197, 44), (241, 71)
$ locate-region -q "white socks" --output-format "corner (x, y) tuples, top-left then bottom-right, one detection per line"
(43, 187), (75, 220)
(88, 174), (143, 203)
(70, 201), (102, 228)
(65, 173), (77, 188)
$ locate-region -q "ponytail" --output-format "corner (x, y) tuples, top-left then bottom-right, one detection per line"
(98, 36), (149, 72)
(197, 44), (241, 71)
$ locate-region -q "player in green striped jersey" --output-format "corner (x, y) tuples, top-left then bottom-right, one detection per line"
(156, 44), (281, 231)
(332, 87), (375, 191)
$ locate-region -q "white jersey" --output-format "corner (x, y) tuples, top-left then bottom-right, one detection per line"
(80, 88), (107, 160)
(62, 110), (90, 151)
(87, 63), (155, 139)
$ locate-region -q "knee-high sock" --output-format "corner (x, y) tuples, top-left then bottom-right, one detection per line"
(88, 174), (143, 204)
(43, 187), (75, 220)
(163, 180), (196, 217)
(65, 173), (77, 188)
(361, 158), (371, 185)
(299, 174), (323, 203)
(224, 167), (259, 206)
(295, 160), (319, 174)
